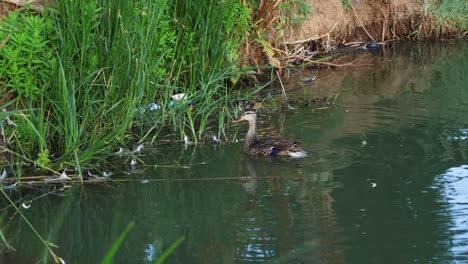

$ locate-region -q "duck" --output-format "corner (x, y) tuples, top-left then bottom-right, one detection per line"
(233, 111), (309, 158)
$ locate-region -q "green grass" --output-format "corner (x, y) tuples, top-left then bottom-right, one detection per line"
(101, 223), (134, 264)
(435, 0), (468, 31)
(0, 0), (255, 174)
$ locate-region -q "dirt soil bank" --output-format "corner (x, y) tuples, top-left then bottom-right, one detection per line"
(284, 0), (426, 48)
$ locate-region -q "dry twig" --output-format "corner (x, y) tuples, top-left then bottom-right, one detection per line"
(350, 3), (374, 40)
(272, 47), (371, 67)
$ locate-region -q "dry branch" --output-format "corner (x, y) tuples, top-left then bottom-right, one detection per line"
(350, 3), (374, 40)
(272, 47), (371, 67)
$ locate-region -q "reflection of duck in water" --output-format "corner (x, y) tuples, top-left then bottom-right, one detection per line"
(240, 157), (258, 194)
(233, 111), (309, 158)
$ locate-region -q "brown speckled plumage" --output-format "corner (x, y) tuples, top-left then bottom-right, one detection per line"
(233, 111), (309, 158)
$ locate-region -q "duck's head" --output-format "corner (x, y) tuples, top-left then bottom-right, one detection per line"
(232, 111), (257, 123)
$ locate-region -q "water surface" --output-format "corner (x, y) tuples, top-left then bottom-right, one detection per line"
(1, 40), (467, 263)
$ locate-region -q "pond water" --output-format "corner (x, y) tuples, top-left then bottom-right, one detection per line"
(2, 40), (468, 263)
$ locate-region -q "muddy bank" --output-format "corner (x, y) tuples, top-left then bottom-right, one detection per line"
(283, 0), (460, 51)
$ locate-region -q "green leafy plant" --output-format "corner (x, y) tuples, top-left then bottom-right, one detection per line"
(341, 0), (351, 10)
(36, 149), (51, 169)
(0, 11), (56, 105)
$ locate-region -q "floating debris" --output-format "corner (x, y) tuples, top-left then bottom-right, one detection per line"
(2, 182), (17, 190)
(21, 201), (32, 209)
(0, 169), (6, 180)
(131, 144), (144, 154)
(88, 171), (98, 178)
(211, 135), (220, 144)
(114, 148), (123, 154)
(43, 171), (71, 183)
(130, 159), (137, 166)
(87, 171), (109, 180)
(184, 135), (192, 145)
(102, 171), (113, 178)
(141, 179), (150, 184)
(371, 182), (377, 188)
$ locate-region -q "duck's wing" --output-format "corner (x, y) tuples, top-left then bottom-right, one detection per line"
(251, 138), (304, 156)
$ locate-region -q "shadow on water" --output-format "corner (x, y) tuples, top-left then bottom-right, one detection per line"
(1, 40), (468, 263)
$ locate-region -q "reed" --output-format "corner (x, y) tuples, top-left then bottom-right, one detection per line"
(434, 0), (468, 32)
(1, 0), (256, 174)
(416, 0), (467, 38)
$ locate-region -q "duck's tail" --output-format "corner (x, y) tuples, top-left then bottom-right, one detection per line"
(289, 151), (309, 158)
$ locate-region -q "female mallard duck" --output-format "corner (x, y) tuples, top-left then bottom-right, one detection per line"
(233, 111), (309, 158)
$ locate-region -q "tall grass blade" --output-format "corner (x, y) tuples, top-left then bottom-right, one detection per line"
(154, 236), (185, 264)
(0, 189), (62, 263)
(0, 227), (15, 251)
(101, 222), (134, 264)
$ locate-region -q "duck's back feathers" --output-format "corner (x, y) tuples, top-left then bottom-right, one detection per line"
(246, 138), (309, 158)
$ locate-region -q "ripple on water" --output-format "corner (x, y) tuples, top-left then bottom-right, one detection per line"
(343, 102), (429, 129)
(303, 143), (364, 172)
(433, 165), (468, 258)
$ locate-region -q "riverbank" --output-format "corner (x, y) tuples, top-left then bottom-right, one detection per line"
(275, 0), (467, 65)
(0, 0), (466, 177)
(286, 0), (466, 43)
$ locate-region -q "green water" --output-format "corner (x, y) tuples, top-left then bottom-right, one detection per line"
(1, 40), (468, 263)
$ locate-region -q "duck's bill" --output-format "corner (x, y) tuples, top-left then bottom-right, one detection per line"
(232, 117), (244, 123)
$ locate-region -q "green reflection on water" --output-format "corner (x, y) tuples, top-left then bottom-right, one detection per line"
(1, 40), (468, 264)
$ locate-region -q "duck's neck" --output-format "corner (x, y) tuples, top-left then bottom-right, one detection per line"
(245, 119), (258, 148)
